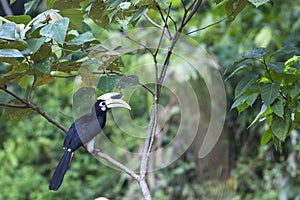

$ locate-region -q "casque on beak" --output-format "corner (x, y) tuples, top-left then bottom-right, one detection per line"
(97, 92), (131, 110)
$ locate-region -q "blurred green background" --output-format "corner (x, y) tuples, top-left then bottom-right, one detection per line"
(1, 0), (300, 199)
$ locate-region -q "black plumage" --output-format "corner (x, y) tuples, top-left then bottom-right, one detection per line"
(49, 93), (130, 191)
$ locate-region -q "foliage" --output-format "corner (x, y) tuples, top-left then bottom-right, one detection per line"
(0, 0), (295, 199)
(225, 46), (300, 151)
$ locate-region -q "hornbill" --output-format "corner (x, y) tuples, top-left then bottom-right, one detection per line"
(49, 92), (131, 191)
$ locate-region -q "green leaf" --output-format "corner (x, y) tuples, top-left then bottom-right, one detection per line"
(297, 103), (300, 113)
(156, 0), (171, 9)
(225, 48), (266, 75)
(225, 63), (252, 81)
(10, 0), (16, 4)
(22, 37), (46, 55)
(60, 9), (83, 31)
(248, 104), (269, 128)
(236, 102), (250, 114)
(2, 100), (33, 125)
(51, 0), (81, 9)
(261, 129), (273, 145)
(271, 115), (290, 142)
(234, 74), (258, 99)
(40, 18), (69, 45)
(119, 2), (132, 9)
(215, 0), (224, 4)
(290, 82), (300, 98)
(90, 1), (109, 27)
(225, 0), (248, 21)
(33, 57), (54, 74)
(0, 22), (18, 40)
(33, 74), (54, 87)
(231, 92), (258, 109)
(248, 0), (269, 8)
(5, 15), (32, 25)
(261, 82), (280, 106)
(244, 47), (266, 59)
(47, 0), (59, 9)
(267, 62), (285, 73)
(0, 49), (23, 57)
(131, 6), (147, 21)
(97, 75), (120, 93)
(117, 75), (139, 89)
(272, 46), (299, 56)
(107, 0), (123, 9)
(231, 94), (248, 109)
(271, 99), (284, 118)
(246, 93), (258, 106)
(24, 0), (35, 14)
(67, 32), (97, 45)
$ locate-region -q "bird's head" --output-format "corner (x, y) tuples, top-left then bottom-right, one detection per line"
(96, 92), (131, 112)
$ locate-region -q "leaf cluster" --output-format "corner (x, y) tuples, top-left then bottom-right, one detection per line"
(225, 46), (300, 151)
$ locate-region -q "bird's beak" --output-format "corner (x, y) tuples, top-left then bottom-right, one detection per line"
(97, 92), (131, 110)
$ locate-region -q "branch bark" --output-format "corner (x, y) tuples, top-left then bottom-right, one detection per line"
(138, 1), (203, 199)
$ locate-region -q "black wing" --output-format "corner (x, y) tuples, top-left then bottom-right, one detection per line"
(63, 112), (106, 152)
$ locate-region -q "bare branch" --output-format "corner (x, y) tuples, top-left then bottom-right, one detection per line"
(139, 179), (152, 200)
(52, 74), (78, 78)
(187, 11), (234, 35)
(182, 0), (203, 27)
(143, 13), (171, 40)
(0, 86), (68, 133)
(139, 82), (155, 97)
(0, 86), (27, 105)
(140, 3), (174, 180)
(0, 102), (29, 108)
(168, 15), (178, 31)
(93, 149), (140, 181)
(121, 31), (154, 55)
(157, 6), (172, 41)
(28, 103), (68, 133)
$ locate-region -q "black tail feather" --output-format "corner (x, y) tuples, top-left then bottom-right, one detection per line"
(49, 150), (73, 191)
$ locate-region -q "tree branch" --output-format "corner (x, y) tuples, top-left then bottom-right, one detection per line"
(138, 2), (204, 198)
(0, 86), (68, 133)
(143, 13), (171, 40)
(27, 69), (37, 104)
(93, 149), (140, 181)
(0, 102), (29, 108)
(186, 11), (234, 35)
(139, 82), (155, 97)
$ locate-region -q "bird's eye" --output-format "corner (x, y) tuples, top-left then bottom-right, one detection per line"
(99, 101), (106, 107)
(99, 101), (107, 111)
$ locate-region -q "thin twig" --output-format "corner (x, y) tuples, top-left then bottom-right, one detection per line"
(143, 13), (162, 29)
(52, 74), (78, 78)
(0, 102), (29, 108)
(93, 149), (140, 182)
(27, 69), (37, 104)
(143, 13), (171, 40)
(121, 31), (154, 55)
(0, 86), (68, 133)
(140, 2), (173, 175)
(139, 82), (155, 96)
(180, 0), (188, 13)
(168, 15), (178, 31)
(157, 6), (172, 41)
(182, 0), (203, 27)
(28, 103), (68, 133)
(186, 11), (234, 35)
(153, 4), (172, 58)
(0, 86), (27, 104)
